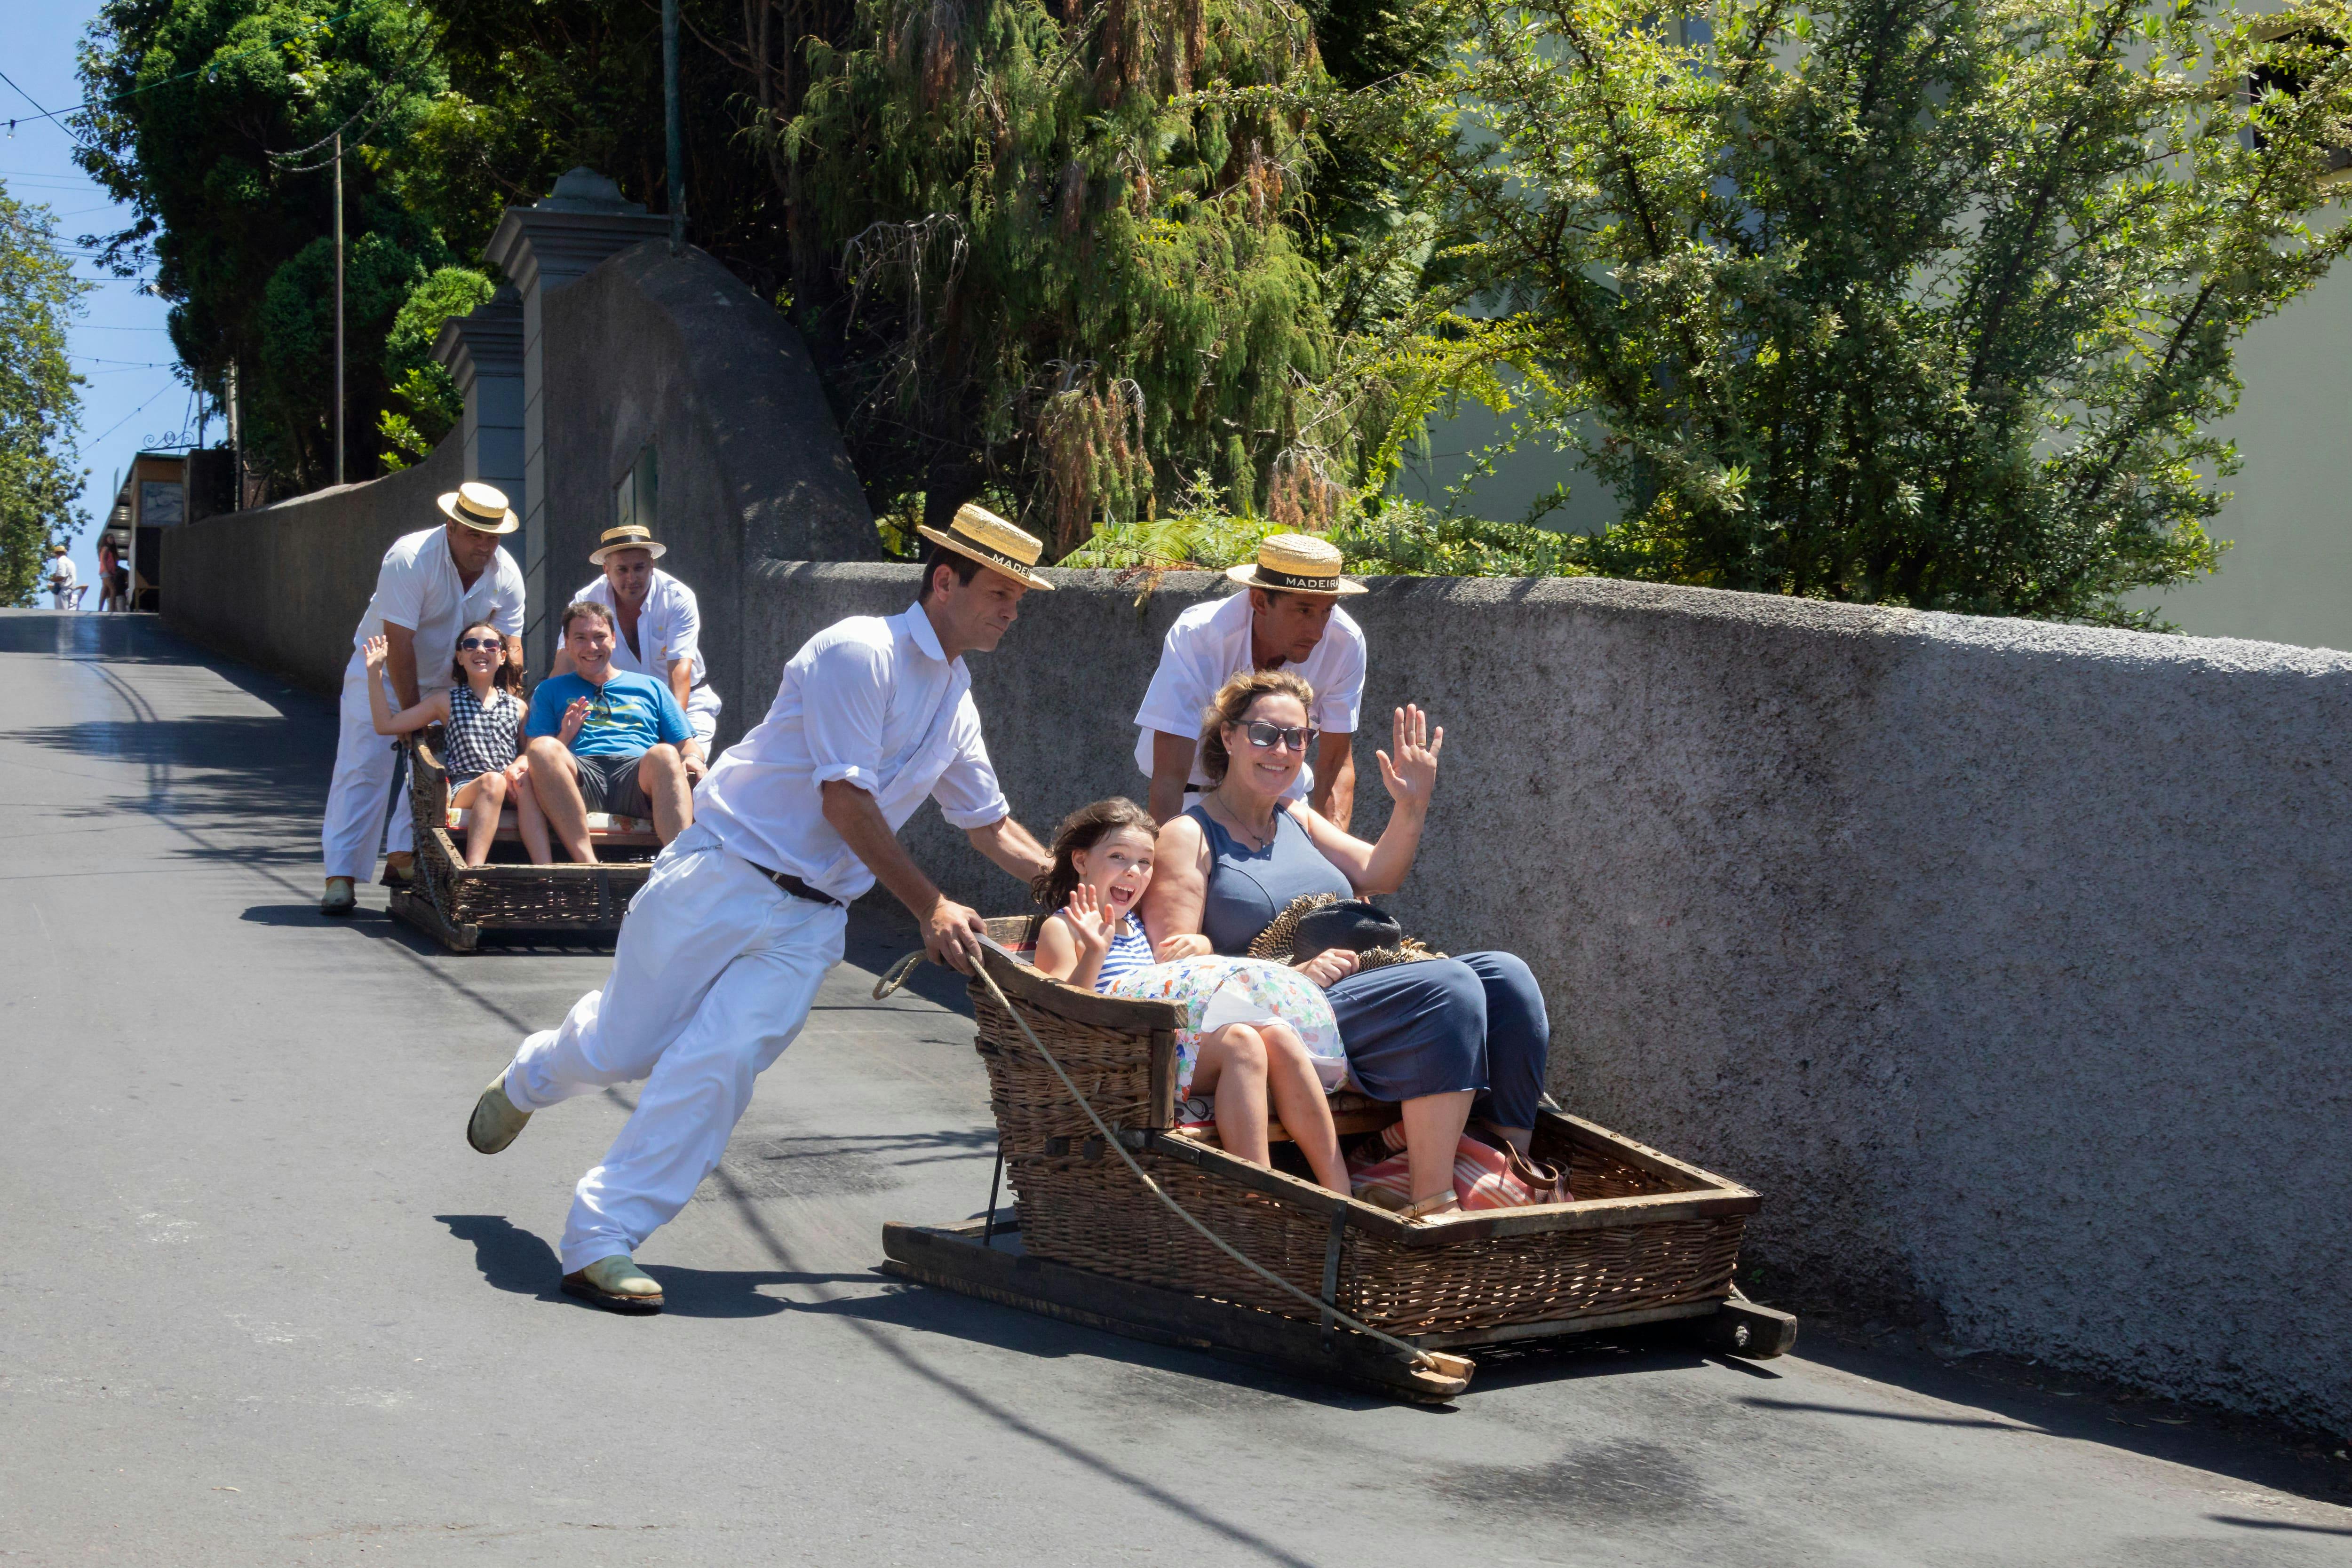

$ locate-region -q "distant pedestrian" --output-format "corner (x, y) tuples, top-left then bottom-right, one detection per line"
(95, 538), (123, 613)
(319, 483), (524, 916)
(45, 546), (77, 610)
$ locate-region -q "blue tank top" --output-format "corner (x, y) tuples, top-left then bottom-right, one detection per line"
(1185, 801), (1352, 955)
(1091, 920), (1156, 992)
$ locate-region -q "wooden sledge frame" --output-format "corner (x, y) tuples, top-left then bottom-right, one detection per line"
(882, 1209), (1799, 1404)
(384, 731), (658, 953)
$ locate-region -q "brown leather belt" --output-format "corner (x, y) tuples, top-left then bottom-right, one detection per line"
(756, 865), (843, 907)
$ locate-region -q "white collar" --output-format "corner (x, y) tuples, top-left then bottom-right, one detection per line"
(899, 602), (952, 667)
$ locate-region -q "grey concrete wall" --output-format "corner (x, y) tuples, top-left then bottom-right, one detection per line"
(160, 435), (465, 694)
(744, 562), (2352, 1434)
(542, 244), (875, 731)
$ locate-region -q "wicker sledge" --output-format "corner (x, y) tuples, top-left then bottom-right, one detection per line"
(385, 729), (660, 953)
(882, 920), (1795, 1402)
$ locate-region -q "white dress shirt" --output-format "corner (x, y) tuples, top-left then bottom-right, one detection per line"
(692, 603), (1009, 903)
(350, 527), (525, 693)
(572, 568), (710, 692)
(1130, 591), (1367, 799)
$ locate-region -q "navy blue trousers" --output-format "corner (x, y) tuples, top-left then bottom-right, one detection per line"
(1325, 950), (1550, 1129)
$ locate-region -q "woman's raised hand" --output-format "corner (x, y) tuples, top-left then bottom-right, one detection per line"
(1155, 933), (1212, 962)
(1375, 704), (1444, 810)
(361, 634), (388, 671)
(1062, 884), (1117, 958)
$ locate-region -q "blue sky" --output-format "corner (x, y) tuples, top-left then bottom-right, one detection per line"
(5, 0), (196, 603)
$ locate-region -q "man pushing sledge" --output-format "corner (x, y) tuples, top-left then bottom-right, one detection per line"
(466, 505), (1057, 1313)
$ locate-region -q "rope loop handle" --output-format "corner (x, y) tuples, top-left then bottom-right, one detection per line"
(905, 943), (1440, 1371)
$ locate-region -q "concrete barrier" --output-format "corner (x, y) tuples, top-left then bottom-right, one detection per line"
(160, 436), (465, 693)
(746, 562), (2352, 1433)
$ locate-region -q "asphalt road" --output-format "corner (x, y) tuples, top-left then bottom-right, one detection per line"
(4, 609), (2349, 1567)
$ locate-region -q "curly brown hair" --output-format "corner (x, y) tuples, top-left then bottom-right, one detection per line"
(1197, 668), (1317, 785)
(1030, 797), (1160, 910)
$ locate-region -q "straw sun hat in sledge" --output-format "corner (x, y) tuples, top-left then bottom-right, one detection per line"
(1226, 532), (1367, 596)
(589, 523), (667, 564)
(915, 503), (1056, 591)
(436, 481), (520, 535)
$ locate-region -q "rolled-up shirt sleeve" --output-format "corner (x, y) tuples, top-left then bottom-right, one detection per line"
(801, 637), (891, 795)
(931, 692), (1009, 828)
(666, 586), (701, 668)
(1131, 620), (1215, 778)
(1315, 627), (1366, 736)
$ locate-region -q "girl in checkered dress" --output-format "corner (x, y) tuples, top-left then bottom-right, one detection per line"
(361, 620), (549, 866)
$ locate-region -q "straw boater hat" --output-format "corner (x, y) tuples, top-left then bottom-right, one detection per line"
(436, 481), (519, 535)
(49, 544), (68, 555)
(914, 502), (1055, 591)
(590, 523), (667, 564)
(1226, 532), (1366, 596)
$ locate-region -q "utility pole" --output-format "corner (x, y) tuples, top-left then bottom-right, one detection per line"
(333, 130), (346, 485)
(663, 0), (684, 254)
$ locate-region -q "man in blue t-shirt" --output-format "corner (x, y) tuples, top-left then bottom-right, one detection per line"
(524, 601), (704, 859)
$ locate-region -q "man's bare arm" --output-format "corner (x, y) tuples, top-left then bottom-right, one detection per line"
(820, 778), (986, 971)
(666, 656), (706, 773)
(381, 622), (422, 708)
(965, 814), (1051, 884)
(1309, 731), (1356, 832)
(1148, 730), (1196, 828)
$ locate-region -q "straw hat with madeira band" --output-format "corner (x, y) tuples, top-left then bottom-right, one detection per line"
(590, 523), (667, 564)
(1227, 532), (1366, 596)
(915, 502), (1056, 591)
(436, 481), (519, 535)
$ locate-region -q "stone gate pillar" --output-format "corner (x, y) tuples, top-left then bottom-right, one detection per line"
(483, 169), (667, 667)
(431, 283), (525, 548)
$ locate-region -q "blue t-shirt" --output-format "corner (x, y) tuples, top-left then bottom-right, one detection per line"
(527, 670), (692, 758)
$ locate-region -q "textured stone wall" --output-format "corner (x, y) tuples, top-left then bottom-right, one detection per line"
(159, 436), (464, 693)
(743, 562), (2352, 1433)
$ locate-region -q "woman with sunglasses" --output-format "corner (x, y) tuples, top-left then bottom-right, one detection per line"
(362, 621), (551, 866)
(1139, 669), (1549, 1220)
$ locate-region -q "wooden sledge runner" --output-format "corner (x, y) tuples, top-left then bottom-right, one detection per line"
(385, 730), (660, 953)
(882, 923), (1797, 1403)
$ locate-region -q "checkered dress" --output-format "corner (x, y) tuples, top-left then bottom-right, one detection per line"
(445, 684), (523, 779)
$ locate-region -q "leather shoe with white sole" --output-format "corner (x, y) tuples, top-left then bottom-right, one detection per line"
(562, 1254), (664, 1314)
(465, 1074), (531, 1155)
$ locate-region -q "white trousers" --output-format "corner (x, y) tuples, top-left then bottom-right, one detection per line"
(501, 824), (846, 1273)
(321, 661), (415, 882)
(686, 685), (721, 749)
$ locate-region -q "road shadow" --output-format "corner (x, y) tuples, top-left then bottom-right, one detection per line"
(434, 1213), (871, 1320)
(1781, 1331), (2352, 1511)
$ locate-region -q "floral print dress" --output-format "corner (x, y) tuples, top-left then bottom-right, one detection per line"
(1104, 957), (1347, 1116)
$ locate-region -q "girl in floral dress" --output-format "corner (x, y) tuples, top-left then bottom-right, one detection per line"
(1030, 798), (1352, 1194)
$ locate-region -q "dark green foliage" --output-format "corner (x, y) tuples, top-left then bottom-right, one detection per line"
(1400, 0), (2352, 624)
(378, 265), (494, 468)
(777, 0), (1352, 552)
(75, 0), (455, 491)
(0, 189), (89, 606)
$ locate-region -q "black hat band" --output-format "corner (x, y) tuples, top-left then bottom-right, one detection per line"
(1253, 565), (1342, 591)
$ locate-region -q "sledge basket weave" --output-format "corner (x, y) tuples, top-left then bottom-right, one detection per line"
(386, 729), (657, 953)
(963, 919), (1760, 1343)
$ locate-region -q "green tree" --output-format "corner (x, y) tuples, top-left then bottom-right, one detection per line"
(76, 0), (453, 493)
(1398, 0), (2352, 624)
(0, 188), (89, 607)
(774, 0), (1355, 552)
(377, 264), (494, 468)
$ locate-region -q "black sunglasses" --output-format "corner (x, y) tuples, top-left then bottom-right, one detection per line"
(1241, 720), (1319, 753)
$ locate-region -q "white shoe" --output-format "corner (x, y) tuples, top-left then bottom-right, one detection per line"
(561, 1254), (664, 1314)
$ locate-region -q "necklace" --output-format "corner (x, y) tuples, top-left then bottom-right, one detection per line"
(1208, 789), (1279, 851)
